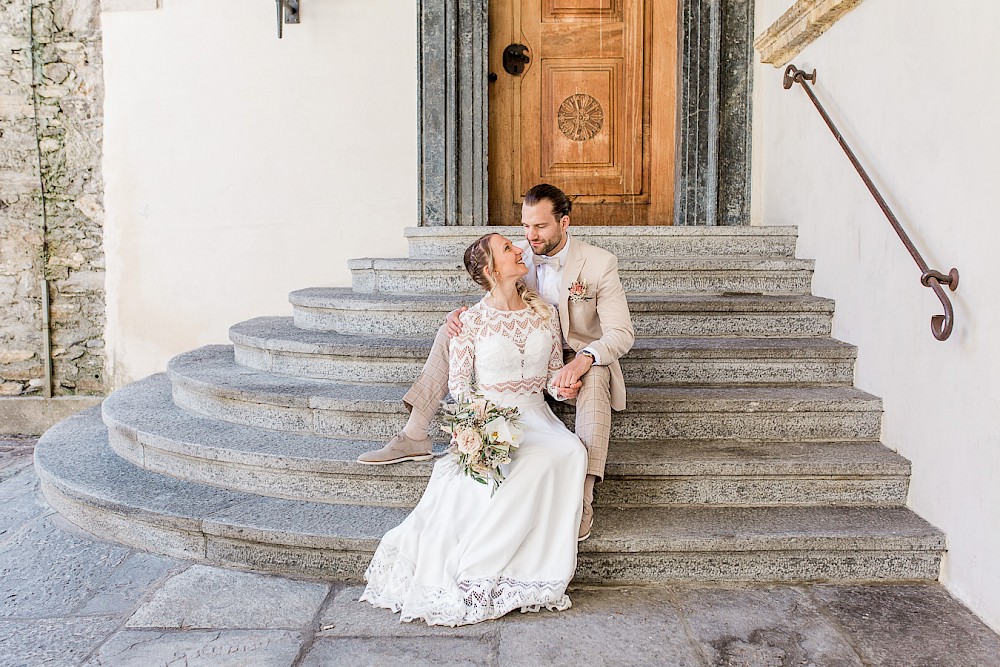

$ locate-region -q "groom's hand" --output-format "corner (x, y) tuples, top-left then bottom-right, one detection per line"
(446, 307), (468, 337)
(554, 354), (594, 393)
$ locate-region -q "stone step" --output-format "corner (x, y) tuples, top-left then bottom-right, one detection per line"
(168, 346), (882, 442)
(103, 374), (910, 508)
(36, 408), (943, 583)
(289, 289), (835, 339)
(230, 317), (857, 386)
(404, 226), (799, 259)
(348, 256), (816, 296)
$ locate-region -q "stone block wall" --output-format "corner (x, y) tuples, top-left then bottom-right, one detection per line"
(0, 0), (105, 397)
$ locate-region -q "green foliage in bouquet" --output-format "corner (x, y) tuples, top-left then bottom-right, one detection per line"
(441, 394), (524, 493)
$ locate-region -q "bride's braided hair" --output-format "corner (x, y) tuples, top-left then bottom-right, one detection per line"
(463, 234), (551, 321)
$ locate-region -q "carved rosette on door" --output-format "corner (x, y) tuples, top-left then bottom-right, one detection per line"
(558, 93), (605, 142)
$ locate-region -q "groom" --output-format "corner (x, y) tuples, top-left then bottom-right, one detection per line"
(358, 183), (635, 541)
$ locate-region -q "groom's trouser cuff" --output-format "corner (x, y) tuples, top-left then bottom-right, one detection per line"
(402, 324), (451, 418)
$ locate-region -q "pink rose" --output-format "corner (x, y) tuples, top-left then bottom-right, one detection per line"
(455, 428), (484, 456)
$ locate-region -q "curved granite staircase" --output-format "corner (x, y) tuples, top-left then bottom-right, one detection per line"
(34, 226), (946, 582)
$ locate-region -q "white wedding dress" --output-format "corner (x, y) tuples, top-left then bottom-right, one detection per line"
(359, 298), (588, 626)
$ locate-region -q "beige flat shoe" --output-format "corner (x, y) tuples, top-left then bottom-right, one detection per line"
(357, 433), (433, 465)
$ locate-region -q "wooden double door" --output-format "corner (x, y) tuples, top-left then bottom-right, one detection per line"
(488, 0), (678, 226)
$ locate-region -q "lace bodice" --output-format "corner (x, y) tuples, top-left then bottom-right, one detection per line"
(448, 299), (565, 401)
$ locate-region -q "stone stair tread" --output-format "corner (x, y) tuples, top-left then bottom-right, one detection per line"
(231, 316), (855, 359)
(36, 408), (255, 532)
(623, 385), (880, 411)
(290, 287), (835, 312)
(230, 317), (433, 357)
(106, 375), (904, 480)
(607, 440), (909, 476)
(36, 409), (409, 547)
(167, 346), (409, 409)
(348, 256), (815, 271)
(289, 287), (481, 310)
(629, 336), (854, 356)
(36, 409), (942, 556)
(404, 225), (801, 238)
(625, 293), (834, 311)
(103, 374), (440, 476)
(585, 505), (944, 553)
(172, 345), (877, 413)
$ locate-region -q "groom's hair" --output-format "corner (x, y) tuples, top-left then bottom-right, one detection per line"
(524, 183), (572, 220)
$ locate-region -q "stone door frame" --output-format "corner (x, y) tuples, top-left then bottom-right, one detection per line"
(417, 0), (754, 226)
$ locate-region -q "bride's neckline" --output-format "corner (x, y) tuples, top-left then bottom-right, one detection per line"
(482, 295), (529, 313)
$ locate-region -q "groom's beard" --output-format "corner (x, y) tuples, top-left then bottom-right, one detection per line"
(529, 234), (566, 257)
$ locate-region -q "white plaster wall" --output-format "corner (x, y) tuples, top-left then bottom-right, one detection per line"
(753, 1), (1000, 631)
(102, 0), (417, 385)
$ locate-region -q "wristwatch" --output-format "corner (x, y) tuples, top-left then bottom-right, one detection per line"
(578, 350), (596, 363)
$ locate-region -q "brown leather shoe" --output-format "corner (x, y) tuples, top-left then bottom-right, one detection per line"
(357, 432), (433, 465)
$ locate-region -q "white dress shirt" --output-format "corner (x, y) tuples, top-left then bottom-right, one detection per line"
(532, 236), (603, 365)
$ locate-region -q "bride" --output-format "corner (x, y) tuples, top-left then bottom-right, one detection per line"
(359, 232), (588, 627)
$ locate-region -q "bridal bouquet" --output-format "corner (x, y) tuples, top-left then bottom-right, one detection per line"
(441, 394), (524, 494)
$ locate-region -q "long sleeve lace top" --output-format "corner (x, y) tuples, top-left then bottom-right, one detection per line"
(448, 299), (566, 402)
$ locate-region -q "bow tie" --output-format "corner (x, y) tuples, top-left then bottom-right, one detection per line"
(535, 255), (562, 270)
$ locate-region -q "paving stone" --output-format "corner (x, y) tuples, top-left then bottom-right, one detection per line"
(674, 584), (863, 666)
(497, 586), (702, 666)
(0, 437), (36, 482)
(0, 467), (50, 543)
(0, 517), (130, 618)
(83, 629), (304, 667)
(0, 616), (121, 667)
(301, 637), (494, 667)
(79, 551), (176, 615)
(809, 584), (1000, 666)
(319, 585), (491, 638)
(125, 565), (330, 629)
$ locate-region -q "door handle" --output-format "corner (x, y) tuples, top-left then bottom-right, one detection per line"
(502, 44), (530, 76)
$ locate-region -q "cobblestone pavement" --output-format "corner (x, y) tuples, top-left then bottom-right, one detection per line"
(0, 435), (36, 483)
(1, 454), (999, 666)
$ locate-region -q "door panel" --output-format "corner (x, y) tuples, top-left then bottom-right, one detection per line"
(489, 0), (676, 225)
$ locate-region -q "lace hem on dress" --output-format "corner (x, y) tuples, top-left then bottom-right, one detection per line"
(359, 543), (572, 627)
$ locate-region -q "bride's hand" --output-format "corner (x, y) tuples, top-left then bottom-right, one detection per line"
(558, 380), (583, 400)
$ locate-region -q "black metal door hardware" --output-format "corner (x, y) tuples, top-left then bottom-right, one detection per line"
(502, 44), (530, 76)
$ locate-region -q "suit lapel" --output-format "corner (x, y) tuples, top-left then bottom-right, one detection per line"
(559, 237), (585, 342)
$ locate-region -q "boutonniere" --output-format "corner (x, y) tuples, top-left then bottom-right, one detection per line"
(568, 279), (593, 302)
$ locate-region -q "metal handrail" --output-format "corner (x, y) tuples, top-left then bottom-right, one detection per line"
(782, 65), (959, 341)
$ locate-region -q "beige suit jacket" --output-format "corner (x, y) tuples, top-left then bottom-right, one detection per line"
(519, 236), (635, 411)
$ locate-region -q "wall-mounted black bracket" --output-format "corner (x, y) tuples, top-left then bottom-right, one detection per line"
(276, 0), (300, 39)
